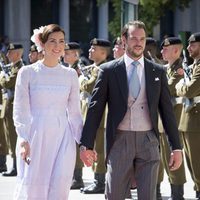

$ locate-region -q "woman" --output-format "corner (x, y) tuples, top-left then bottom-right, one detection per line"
(13, 24), (83, 199)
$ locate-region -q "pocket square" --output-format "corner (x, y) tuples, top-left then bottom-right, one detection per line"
(155, 77), (159, 81)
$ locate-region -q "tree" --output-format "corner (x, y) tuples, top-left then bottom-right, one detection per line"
(97, 0), (192, 37)
(139, 0), (192, 34)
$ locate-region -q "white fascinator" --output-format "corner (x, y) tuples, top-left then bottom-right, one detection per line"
(31, 26), (46, 52)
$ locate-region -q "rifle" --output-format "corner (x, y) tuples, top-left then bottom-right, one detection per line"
(182, 49), (191, 81)
(182, 49), (195, 112)
(147, 51), (156, 63)
(77, 60), (91, 80)
(0, 54), (11, 75)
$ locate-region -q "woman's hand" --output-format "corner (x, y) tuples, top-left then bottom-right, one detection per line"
(20, 140), (31, 165)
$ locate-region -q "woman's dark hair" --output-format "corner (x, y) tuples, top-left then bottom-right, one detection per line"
(39, 24), (65, 44)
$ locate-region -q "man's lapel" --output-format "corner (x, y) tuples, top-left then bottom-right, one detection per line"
(113, 58), (128, 102)
(144, 58), (158, 109)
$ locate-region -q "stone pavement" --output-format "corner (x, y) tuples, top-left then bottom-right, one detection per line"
(0, 155), (197, 200)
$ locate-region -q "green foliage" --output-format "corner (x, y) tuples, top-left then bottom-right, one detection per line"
(97, 0), (121, 38)
(139, 0), (192, 35)
(108, 0), (121, 38)
(97, 0), (192, 37)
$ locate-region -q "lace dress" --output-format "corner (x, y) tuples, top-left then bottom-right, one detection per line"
(13, 61), (82, 200)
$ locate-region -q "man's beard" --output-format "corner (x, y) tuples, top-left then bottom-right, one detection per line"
(127, 47), (143, 58)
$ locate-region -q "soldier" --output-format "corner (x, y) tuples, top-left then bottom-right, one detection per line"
(159, 37), (186, 200)
(0, 52), (9, 173)
(176, 32), (200, 199)
(143, 37), (165, 199)
(112, 36), (125, 59)
(64, 42), (84, 189)
(28, 44), (43, 64)
(144, 37), (164, 64)
(64, 42), (82, 76)
(80, 38), (111, 194)
(0, 43), (24, 176)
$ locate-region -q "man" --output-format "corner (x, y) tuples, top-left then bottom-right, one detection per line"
(176, 32), (200, 199)
(63, 42), (84, 189)
(159, 37), (186, 200)
(79, 38), (111, 194)
(113, 36), (125, 59)
(64, 42), (82, 76)
(0, 52), (9, 173)
(28, 44), (43, 64)
(79, 21), (182, 200)
(144, 37), (163, 64)
(0, 43), (24, 176)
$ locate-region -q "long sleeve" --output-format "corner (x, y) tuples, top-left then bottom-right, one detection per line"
(67, 70), (83, 143)
(176, 64), (200, 98)
(13, 66), (32, 142)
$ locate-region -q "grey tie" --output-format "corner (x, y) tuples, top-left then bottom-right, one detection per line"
(129, 61), (140, 98)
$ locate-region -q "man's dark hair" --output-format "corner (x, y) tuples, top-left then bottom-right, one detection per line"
(121, 21), (147, 39)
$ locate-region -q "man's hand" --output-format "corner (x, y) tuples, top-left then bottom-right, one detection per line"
(20, 140), (31, 165)
(169, 150), (183, 171)
(80, 149), (97, 167)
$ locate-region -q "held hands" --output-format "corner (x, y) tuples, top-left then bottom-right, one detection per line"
(80, 149), (97, 167)
(20, 140), (31, 165)
(169, 150), (183, 171)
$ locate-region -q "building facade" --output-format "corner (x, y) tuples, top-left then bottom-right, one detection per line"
(0, 0), (109, 62)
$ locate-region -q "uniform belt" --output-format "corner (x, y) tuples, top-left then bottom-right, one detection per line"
(184, 96), (200, 112)
(172, 97), (184, 105)
(193, 96), (200, 103)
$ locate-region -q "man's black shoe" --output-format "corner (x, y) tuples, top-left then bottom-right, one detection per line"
(0, 164), (7, 173)
(156, 184), (163, 200)
(80, 182), (105, 194)
(71, 179), (84, 189)
(196, 191), (200, 199)
(2, 168), (17, 177)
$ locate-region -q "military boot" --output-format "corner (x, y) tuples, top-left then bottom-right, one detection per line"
(81, 173), (105, 194)
(156, 184), (163, 200)
(70, 168), (84, 189)
(0, 155), (7, 173)
(168, 184), (184, 200)
(196, 191), (200, 199)
(2, 157), (17, 176)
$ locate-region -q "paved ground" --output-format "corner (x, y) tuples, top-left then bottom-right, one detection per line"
(0, 155), (197, 200)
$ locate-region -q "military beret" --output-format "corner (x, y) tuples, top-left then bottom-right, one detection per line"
(188, 32), (200, 43)
(161, 37), (182, 47)
(30, 44), (38, 52)
(90, 38), (111, 47)
(7, 43), (23, 51)
(65, 42), (80, 50)
(113, 37), (122, 46)
(146, 37), (157, 45)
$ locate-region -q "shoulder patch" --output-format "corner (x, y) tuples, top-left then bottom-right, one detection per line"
(176, 68), (184, 76)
